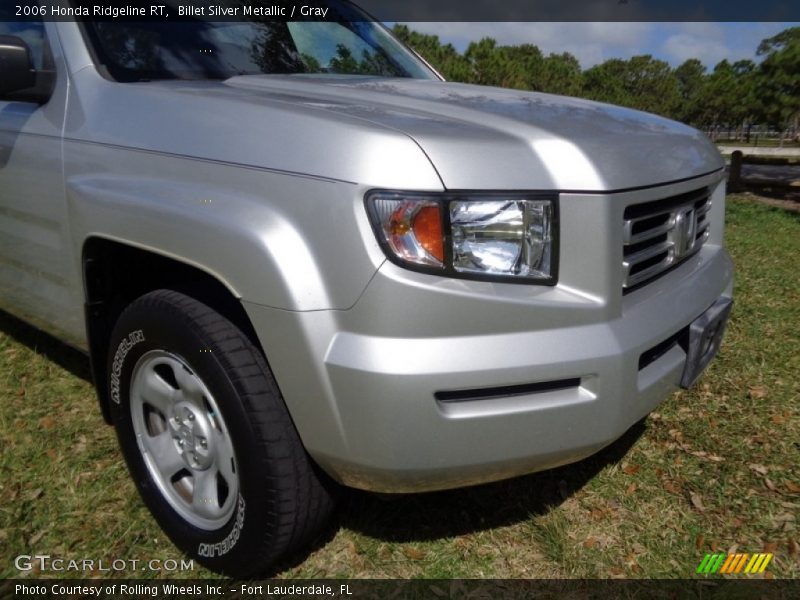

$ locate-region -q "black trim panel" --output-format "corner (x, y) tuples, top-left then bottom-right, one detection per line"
(435, 378), (581, 403)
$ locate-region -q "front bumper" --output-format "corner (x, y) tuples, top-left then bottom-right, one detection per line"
(245, 246), (733, 493)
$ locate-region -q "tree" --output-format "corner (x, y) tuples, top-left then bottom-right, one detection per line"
(623, 55), (682, 117)
(582, 58), (632, 106)
(539, 52), (582, 96)
(674, 59), (706, 125)
(464, 38), (504, 86)
(730, 60), (758, 140)
(694, 60), (739, 133)
(492, 44), (545, 90)
(581, 55), (681, 118)
(391, 24), (473, 82)
(755, 27), (800, 131)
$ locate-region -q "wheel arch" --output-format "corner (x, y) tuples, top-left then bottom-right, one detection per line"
(82, 236), (265, 423)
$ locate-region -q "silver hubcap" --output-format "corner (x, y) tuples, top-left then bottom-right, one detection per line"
(130, 350), (238, 530)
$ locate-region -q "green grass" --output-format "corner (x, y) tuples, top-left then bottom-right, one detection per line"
(1, 196), (798, 579)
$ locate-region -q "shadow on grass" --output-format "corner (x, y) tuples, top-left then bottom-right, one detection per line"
(740, 185), (800, 205)
(0, 308), (92, 382)
(729, 192), (800, 222)
(274, 423), (646, 574)
(337, 421), (646, 544)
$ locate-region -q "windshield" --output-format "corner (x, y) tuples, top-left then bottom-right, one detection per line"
(80, 5), (436, 82)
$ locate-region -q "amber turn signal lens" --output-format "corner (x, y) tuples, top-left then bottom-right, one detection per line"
(375, 199), (445, 268)
(412, 206), (444, 262)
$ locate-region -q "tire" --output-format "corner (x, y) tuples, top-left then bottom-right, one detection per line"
(106, 289), (336, 576)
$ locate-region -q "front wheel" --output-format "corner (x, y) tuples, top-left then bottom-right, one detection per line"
(106, 290), (335, 576)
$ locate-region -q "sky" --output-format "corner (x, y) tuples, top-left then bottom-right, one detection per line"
(399, 22), (800, 70)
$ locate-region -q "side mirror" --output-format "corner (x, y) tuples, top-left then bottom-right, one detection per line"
(0, 35), (40, 98)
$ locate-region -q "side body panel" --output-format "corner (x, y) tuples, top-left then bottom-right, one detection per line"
(0, 22), (85, 346)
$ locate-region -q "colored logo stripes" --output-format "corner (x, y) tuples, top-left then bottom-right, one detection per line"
(696, 553), (773, 574)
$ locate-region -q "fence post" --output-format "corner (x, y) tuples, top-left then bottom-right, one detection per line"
(729, 150), (744, 192)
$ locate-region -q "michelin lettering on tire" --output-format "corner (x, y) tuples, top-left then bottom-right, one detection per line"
(198, 494), (246, 558)
(110, 330), (145, 404)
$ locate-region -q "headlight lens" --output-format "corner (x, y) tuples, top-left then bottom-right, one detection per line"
(367, 193), (557, 284)
(451, 200), (553, 279)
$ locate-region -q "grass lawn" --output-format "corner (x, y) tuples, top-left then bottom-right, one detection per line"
(0, 196), (797, 580)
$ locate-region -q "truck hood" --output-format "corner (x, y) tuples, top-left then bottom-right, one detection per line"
(69, 72), (723, 192)
(224, 76), (724, 191)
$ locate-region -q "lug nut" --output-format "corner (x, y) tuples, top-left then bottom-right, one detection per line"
(200, 438), (207, 449)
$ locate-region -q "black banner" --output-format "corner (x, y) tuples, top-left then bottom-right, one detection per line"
(3, 0), (800, 22)
(2, 579), (800, 600)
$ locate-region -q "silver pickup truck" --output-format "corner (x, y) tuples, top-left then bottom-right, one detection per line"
(1, 9), (733, 576)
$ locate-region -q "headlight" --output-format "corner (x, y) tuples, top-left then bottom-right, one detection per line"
(366, 192), (557, 284)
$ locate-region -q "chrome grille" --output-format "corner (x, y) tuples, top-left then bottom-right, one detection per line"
(623, 188), (711, 289)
